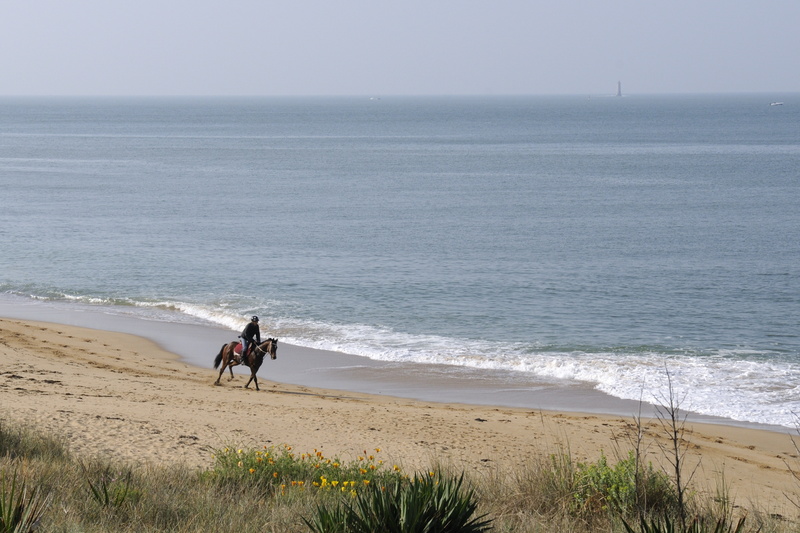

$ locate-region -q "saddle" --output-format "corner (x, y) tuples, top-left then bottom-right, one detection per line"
(234, 342), (247, 364)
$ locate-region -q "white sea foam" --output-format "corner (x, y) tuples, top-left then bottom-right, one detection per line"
(7, 285), (800, 428)
(166, 301), (800, 428)
(37, 293), (800, 428)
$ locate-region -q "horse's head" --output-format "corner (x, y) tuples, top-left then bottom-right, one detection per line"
(265, 338), (278, 360)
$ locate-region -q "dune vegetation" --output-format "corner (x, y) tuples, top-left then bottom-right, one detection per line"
(2, 414), (798, 533)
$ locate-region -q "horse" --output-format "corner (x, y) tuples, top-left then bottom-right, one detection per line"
(213, 338), (278, 391)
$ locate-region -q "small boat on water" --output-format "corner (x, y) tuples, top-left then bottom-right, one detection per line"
(770, 102), (784, 106)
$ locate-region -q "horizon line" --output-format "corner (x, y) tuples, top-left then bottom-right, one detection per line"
(0, 90), (796, 99)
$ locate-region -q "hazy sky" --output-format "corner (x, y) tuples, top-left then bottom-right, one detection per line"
(2, 1), (798, 96)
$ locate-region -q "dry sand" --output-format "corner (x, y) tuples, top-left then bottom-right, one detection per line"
(1, 317), (798, 515)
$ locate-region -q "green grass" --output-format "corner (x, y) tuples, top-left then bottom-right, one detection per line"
(206, 445), (404, 497)
(621, 513), (753, 533)
(0, 421), (69, 463)
(0, 468), (49, 533)
(0, 419), (794, 532)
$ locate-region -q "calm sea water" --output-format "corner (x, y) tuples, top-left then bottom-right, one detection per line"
(1, 94), (798, 427)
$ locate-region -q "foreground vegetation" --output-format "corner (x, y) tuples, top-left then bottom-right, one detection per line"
(0, 419), (796, 532)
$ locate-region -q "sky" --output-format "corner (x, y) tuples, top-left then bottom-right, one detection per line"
(1, 1), (798, 96)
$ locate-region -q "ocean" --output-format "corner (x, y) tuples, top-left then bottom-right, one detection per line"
(1, 94), (798, 428)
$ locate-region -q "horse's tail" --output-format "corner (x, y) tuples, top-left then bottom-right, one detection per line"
(213, 344), (226, 369)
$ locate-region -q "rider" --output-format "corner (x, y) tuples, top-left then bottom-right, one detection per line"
(240, 316), (261, 363)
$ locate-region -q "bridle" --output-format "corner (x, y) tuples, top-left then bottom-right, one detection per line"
(253, 339), (277, 359)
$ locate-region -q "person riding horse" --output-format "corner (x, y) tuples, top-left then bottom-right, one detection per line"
(240, 316), (261, 363)
(213, 336), (278, 390)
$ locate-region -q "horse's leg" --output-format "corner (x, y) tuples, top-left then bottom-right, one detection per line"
(250, 362), (262, 391)
(225, 345), (239, 380)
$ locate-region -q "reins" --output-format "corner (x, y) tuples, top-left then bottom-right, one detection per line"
(253, 340), (273, 356)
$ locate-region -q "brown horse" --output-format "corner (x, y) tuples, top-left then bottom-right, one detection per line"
(213, 338), (278, 391)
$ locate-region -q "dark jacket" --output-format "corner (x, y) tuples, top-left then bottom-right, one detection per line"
(241, 322), (261, 344)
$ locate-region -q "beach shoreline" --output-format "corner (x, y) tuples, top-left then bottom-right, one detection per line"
(1, 310), (799, 513)
(0, 297), (787, 434)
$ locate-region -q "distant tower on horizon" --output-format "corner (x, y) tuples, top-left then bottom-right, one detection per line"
(616, 81), (622, 97)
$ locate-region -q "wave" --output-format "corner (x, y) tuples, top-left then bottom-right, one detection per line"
(5, 287), (799, 428)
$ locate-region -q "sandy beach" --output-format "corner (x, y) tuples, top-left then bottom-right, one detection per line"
(1, 316), (798, 515)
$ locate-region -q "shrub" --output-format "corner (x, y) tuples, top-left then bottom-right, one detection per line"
(82, 463), (138, 509)
(0, 468), (50, 533)
(573, 451), (676, 517)
(621, 513), (751, 533)
(207, 445), (404, 497)
(303, 470), (492, 533)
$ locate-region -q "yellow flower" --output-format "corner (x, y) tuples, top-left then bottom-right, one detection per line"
(363, 480), (370, 486)
(237, 461), (243, 468)
(249, 468), (255, 474)
(237, 449), (243, 454)
(273, 472), (279, 478)
(375, 448), (381, 453)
